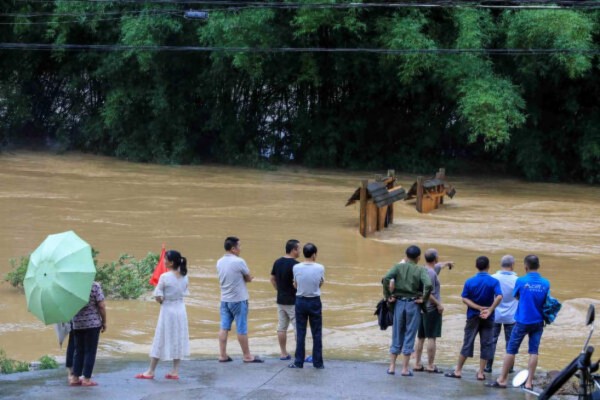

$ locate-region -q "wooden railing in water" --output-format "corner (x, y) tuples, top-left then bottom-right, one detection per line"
(347, 168), (456, 237)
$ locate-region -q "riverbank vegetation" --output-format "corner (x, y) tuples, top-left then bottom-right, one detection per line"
(4, 250), (159, 300)
(0, 349), (58, 374)
(0, 5), (598, 183)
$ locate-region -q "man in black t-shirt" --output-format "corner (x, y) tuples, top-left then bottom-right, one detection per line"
(270, 239), (300, 360)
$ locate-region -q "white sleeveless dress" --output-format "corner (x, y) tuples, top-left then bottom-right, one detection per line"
(150, 271), (190, 360)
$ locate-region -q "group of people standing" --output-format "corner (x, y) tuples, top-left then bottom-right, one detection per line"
(382, 245), (551, 391)
(65, 238), (550, 392)
(134, 236), (326, 383)
(215, 237), (326, 369)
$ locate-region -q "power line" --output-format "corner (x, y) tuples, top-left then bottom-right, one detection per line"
(1, 0), (596, 26)
(0, 14), (182, 25)
(0, 10), (178, 17)
(0, 42), (597, 55)
(6, 0), (600, 8)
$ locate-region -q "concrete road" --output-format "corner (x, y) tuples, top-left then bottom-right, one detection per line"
(0, 358), (527, 400)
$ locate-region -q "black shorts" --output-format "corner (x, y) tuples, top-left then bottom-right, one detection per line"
(460, 316), (494, 360)
(417, 309), (442, 339)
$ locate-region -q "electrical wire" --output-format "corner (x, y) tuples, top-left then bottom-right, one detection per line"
(6, 0), (600, 9)
(0, 42), (597, 55)
(0, 10), (179, 17)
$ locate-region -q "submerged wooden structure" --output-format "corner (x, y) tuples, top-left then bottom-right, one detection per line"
(405, 168), (456, 214)
(347, 168), (457, 237)
(345, 170), (406, 237)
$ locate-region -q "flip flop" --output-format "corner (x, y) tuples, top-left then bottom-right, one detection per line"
(426, 367), (444, 374)
(485, 381), (507, 389)
(401, 371), (414, 377)
(69, 381), (82, 386)
(444, 371), (462, 379)
(81, 381), (98, 387)
(243, 357), (264, 363)
(279, 355), (292, 361)
(218, 356), (233, 363)
(477, 373), (487, 381)
(165, 373), (179, 380)
(386, 369), (395, 375)
(414, 366), (425, 372)
(134, 373), (154, 379)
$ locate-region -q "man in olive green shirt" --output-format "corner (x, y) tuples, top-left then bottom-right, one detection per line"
(382, 245), (432, 376)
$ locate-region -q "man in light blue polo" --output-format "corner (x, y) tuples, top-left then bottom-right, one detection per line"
(485, 255), (518, 374)
(488, 255), (550, 390)
(216, 236), (263, 363)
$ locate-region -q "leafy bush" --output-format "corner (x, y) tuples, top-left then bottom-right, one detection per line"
(4, 256), (28, 290)
(38, 355), (59, 370)
(0, 349), (29, 374)
(95, 252), (158, 299)
(5, 249), (158, 300)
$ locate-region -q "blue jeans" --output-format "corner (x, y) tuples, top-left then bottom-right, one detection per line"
(220, 300), (249, 335)
(486, 322), (515, 369)
(293, 296), (323, 368)
(72, 327), (101, 379)
(507, 322), (544, 355)
(389, 300), (421, 356)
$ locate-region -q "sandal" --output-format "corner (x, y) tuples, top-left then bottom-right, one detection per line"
(134, 373), (154, 380)
(426, 367), (444, 374)
(485, 381), (507, 389)
(444, 371), (462, 379)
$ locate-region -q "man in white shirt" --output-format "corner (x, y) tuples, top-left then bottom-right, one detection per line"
(288, 243), (325, 370)
(216, 236), (263, 363)
(484, 254), (518, 373)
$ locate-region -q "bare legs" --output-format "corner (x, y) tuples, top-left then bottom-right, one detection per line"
(388, 353), (412, 375)
(415, 338), (425, 369)
(526, 354), (538, 389)
(496, 353), (535, 388)
(452, 354), (467, 377)
(219, 329), (255, 362)
(219, 329), (229, 361)
(415, 337), (437, 370)
(277, 331), (289, 358)
(139, 357), (180, 378)
(142, 357), (160, 377)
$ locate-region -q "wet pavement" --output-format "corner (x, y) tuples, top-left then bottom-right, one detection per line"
(0, 358), (528, 400)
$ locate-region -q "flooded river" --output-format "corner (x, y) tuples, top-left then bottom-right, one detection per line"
(1, 152), (599, 370)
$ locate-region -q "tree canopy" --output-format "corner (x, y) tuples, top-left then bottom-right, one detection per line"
(0, 1), (598, 182)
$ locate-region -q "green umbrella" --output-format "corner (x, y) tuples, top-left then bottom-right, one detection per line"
(24, 231), (96, 325)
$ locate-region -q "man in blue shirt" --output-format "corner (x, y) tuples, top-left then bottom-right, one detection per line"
(488, 255), (550, 390)
(445, 256), (502, 381)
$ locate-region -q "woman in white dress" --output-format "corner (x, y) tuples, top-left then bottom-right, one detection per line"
(135, 250), (190, 380)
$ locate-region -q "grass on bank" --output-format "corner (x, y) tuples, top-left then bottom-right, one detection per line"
(0, 348), (58, 374)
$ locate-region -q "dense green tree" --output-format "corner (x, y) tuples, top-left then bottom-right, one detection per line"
(0, 2), (598, 182)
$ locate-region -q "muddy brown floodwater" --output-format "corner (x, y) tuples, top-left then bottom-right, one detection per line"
(1, 152), (599, 371)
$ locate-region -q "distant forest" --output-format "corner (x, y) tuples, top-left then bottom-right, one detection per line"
(0, 2), (599, 183)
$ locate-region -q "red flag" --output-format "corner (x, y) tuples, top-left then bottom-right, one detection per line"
(149, 245), (166, 286)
